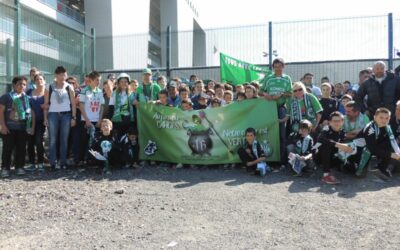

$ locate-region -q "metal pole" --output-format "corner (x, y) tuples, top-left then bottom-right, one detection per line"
(91, 28), (96, 71)
(268, 21), (272, 70)
(81, 33), (86, 81)
(166, 25), (171, 78)
(6, 38), (12, 82)
(14, 0), (21, 75)
(388, 13), (393, 71)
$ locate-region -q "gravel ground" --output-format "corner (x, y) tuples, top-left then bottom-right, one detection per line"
(0, 164), (399, 250)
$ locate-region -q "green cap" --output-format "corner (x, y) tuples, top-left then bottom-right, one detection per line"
(143, 68), (152, 75)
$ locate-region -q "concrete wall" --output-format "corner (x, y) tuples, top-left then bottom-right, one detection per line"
(85, 0), (113, 70)
(160, 0), (178, 67)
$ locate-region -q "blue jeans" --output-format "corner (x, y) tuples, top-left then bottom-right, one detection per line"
(48, 112), (71, 166)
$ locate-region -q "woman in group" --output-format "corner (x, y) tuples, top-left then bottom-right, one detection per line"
(26, 73), (46, 171)
(43, 66), (77, 170)
(108, 73), (137, 139)
(286, 82), (323, 135)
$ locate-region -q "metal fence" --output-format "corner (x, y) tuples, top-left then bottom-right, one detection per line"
(95, 13), (399, 86)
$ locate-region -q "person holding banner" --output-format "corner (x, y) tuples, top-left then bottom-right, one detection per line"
(260, 58), (292, 166)
(136, 68), (161, 103)
(244, 85), (257, 99)
(191, 80), (206, 106)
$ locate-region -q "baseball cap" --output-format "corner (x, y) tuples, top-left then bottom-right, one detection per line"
(143, 68), (152, 75)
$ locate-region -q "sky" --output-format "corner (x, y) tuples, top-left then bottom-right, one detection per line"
(195, 0), (400, 29)
(186, 0), (400, 67)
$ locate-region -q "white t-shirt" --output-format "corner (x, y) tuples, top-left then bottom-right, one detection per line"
(79, 86), (105, 122)
(47, 82), (72, 113)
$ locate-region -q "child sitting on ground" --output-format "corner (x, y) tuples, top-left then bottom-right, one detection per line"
(237, 127), (270, 176)
(287, 119), (315, 176)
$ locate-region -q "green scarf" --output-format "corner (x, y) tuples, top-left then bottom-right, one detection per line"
(139, 83), (156, 102)
(372, 122), (400, 154)
(290, 93), (315, 132)
(251, 140), (259, 158)
(29, 81), (36, 91)
(344, 114), (366, 132)
(10, 91), (32, 132)
(112, 91), (134, 122)
(295, 134), (312, 155)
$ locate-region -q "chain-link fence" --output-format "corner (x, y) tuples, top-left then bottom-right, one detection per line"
(96, 13), (398, 86)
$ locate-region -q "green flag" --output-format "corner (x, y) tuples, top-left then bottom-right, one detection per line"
(138, 99), (280, 164)
(220, 53), (271, 85)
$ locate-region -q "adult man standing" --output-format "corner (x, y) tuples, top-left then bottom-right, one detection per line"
(352, 69), (371, 92)
(136, 68), (161, 103)
(302, 73), (322, 98)
(356, 61), (400, 119)
(260, 58), (292, 166)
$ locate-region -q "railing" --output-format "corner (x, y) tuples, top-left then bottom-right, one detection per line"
(37, 0), (84, 24)
(0, 17), (60, 49)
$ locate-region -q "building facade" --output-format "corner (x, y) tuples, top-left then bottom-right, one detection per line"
(84, 0), (210, 70)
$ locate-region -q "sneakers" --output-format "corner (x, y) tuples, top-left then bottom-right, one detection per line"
(372, 169), (391, 181)
(1, 169), (10, 178)
(103, 167), (112, 175)
(25, 165), (36, 172)
(49, 165), (57, 172)
(321, 174), (340, 185)
(37, 164), (45, 171)
(16, 168), (26, 176)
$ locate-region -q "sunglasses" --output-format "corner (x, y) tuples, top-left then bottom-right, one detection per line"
(293, 88), (303, 93)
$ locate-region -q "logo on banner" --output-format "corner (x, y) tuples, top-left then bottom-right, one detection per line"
(144, 140), (158, 156)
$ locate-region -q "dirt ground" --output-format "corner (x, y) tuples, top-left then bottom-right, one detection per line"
(0, 164), (399, 250)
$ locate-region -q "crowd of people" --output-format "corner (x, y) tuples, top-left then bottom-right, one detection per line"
(1, 59), (400, 184)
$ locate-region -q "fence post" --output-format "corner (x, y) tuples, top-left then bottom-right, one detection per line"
(91, 28), (96, 71)
(6, 38), (12, 82)
(268, 21), (272, 70)
(81, 33), (86, 81)
(388, 13), (393, 71)
(14, 0), (21, 75)
(166, 25), (171, 78)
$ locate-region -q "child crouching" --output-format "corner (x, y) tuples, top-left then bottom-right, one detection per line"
(287, 119), (315, 176)
(237, 127), (270, 176)
(119, 127), (140, 168)
(89, 119), (120, 175)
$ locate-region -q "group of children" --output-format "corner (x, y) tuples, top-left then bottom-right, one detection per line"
(1, 64), (400, 184)
(239, 108), (400, 184)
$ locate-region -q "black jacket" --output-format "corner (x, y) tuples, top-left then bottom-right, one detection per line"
(356, 72), (400, 116)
